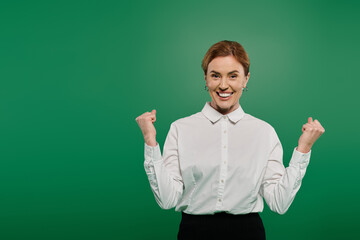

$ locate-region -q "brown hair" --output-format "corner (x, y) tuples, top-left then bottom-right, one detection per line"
(201, 40), (250, 76)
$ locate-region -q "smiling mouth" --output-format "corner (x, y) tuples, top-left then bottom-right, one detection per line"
(216, 92), (234, 98)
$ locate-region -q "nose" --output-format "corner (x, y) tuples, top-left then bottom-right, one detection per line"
(219, 78), (229, 90)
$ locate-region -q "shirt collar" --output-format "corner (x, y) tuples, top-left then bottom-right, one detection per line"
(201, 101), (245, 124)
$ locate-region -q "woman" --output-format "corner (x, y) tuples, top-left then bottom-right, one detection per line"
(135, 40), (325, 239)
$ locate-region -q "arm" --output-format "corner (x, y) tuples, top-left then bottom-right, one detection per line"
(144, 123), (184, 209)
(259, 129), (311, 215)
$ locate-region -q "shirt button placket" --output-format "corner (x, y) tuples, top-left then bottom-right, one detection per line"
(216, 115), (228, 210)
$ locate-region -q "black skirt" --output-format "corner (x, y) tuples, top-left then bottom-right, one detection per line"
(177, 211), (266, 240)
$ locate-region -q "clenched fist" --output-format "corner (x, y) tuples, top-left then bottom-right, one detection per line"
(135, 109), (157, 146)
(297, 117), (325, 153)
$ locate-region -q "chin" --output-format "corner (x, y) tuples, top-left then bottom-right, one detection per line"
(214, 101), (232, 109)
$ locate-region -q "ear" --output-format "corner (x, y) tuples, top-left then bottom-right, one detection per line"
(244, 72), (250, 87)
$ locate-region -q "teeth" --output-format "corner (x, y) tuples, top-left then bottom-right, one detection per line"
(218, 92), (232, 97)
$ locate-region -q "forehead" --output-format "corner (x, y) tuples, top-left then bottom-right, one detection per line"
(208, 56), (244, 73)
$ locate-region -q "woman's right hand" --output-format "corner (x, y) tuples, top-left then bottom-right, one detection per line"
(135, 109), (157, 145)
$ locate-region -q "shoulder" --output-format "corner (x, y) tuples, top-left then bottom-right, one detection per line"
(171, 112), (204, 127)
(166, 112), (203, 137)
(242, 113), (275, 133)
(244, 113), (280, 147)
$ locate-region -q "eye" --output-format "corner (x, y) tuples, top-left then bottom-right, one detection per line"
(230, 75), (237, 79)
(211, 74), (219, 79)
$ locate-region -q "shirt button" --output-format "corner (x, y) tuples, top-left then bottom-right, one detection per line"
(224, 145), (226, 148)
(224, 130), (226, 133)
(224, 161), (226, 164)
(221, 179), (224, 183)
(223, 116), (226, 119)
(218, 199), (222, 202)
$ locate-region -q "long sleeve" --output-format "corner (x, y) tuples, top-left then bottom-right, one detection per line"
(259, 129), (311, 215)
(144, 123), (184, 210)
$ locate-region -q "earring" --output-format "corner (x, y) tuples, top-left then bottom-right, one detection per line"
(204, 85), (209, 91)
(242, 86), (248, 92)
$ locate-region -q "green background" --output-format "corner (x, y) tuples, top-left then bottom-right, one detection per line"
(1, 0), (359, 239)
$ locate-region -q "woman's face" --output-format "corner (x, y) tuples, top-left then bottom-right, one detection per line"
(205, 55), (250, 115)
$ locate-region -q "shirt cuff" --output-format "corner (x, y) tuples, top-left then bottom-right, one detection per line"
(144, 142), (162, 162)
(289, 147), (311, 169)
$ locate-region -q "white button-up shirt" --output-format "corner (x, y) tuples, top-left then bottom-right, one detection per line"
(144, 101), (311, 215)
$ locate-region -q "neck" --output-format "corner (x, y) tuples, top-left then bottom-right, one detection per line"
(210, 101), (239, 115)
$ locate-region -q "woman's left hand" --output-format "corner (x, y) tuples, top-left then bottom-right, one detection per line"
(297, 117), (325, 153)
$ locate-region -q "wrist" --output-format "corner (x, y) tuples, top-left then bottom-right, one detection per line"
(296, 145), (311, 153)
(144, 135), (157, 146)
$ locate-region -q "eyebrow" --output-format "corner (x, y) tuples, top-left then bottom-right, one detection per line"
(210, 70), (239, 74)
